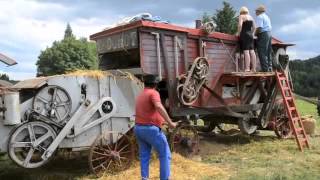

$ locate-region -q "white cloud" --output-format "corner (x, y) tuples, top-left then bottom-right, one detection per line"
(178, 8), (199, 15)
(0, 0), (117, 80)
(278, 11), (320, 35)
(287, 48), (318, 60)
(1, 71), (35, 81)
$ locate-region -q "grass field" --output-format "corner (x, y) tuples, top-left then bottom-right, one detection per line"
(201, 99), (320, 180)
(0, 99), (319, 180)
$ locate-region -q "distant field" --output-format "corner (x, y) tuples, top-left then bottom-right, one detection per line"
(0, 99), (319, 180)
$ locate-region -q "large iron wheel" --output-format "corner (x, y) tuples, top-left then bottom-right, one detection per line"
(273, 100), (292, 139)
(88, 132), (135, 177)
(33, 85), (72, 124)
(170, 124), (199, 157)
(238, 115), (258, 135)
(8, 121), (57, 168)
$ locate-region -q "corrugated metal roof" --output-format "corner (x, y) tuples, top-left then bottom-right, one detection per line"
(13, 77), (48, 89)
(0, 53), (17, 66)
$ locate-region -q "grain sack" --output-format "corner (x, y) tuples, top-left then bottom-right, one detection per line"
(301, 115), (316, 135)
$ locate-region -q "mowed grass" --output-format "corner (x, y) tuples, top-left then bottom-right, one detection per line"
(201, 99), (320, 180)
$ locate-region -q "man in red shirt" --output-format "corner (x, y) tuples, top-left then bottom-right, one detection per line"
(134, 74), (177, 180)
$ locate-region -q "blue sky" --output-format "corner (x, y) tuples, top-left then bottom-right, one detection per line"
(1, 0), (319, 80)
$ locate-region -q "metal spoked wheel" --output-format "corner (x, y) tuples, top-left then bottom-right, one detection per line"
(238, 115), (258, 135)
(33, 85), (72, 124)
(170, 124), (199, 157)
(88, 132), (135, 177)
(8, 121), (57, 168)
(273, 100), (292, 139)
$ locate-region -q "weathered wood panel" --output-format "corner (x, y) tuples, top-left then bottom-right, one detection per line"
(140, 30), (260, 108)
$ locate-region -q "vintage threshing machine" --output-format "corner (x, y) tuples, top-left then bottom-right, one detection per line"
(0, 72), (143, 176)
(90, 20), (297, 156)
(0, 19), (306, 176)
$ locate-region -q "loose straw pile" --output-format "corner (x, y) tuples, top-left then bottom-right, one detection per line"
(100, 153), (226, 180)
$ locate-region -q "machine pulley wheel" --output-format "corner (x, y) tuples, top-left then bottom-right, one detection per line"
(273, 100), (292, 139)
(177, 57), (209, 106)
(88, 132), (135, 177)
(202, 22), (216, 34)
(238, 116), (258, 135)
(170, 124), (199, 157)
(101, 100), (113, 114)
(33, 85), (72, 124)
(8, 121), (57, 168)
(273, 48), (288, 70)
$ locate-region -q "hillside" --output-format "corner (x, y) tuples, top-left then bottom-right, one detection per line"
(290, 55), (320, 97)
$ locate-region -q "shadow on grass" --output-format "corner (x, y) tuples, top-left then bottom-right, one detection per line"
(199, 131), (279, 145)
(0, 153), (90, 180)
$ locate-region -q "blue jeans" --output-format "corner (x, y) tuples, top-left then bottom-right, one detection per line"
(257, 31), (272, 72)
(134, 125), (171, 180)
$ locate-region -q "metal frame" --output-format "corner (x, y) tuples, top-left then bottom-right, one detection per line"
(42, 97), (116, 159)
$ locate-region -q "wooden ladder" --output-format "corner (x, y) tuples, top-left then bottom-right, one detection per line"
(275, 71), (310, 151)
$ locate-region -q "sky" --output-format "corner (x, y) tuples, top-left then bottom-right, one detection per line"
(0, 0), (319, 80)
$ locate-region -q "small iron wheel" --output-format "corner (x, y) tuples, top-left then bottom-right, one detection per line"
(273, 100), (292, 139)
(8, 121), (57, 168)
(170, 124), (199, 157)
(88, 132), (135, 177)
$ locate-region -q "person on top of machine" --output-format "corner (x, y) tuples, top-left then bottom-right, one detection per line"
(236, 6), (257, 72)
(255, 5), (273, 72)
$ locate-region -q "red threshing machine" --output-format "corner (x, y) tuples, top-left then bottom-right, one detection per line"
(90, 20), (309, 155)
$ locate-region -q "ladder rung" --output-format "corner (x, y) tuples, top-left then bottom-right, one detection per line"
(292, 117), (299, 123)
(299, 139), (308, 146)
(278, 77), (287, 81)
(289, 107), (296, 112)
(282, 87), (290, 91)
(285, 97), (293, 101)
(295, 128), (304, 134)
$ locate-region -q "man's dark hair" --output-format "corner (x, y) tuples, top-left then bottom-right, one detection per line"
(145, 82), (157, 88)
(143, 74), (159, 88)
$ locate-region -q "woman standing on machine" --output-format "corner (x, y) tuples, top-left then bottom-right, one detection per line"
(237, 6), (257, 72)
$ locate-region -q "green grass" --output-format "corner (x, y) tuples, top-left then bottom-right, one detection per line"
(202, 99), (320, 180)
(296, 99), (320, 125)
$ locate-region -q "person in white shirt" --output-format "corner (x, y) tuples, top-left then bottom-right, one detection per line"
(255, 5), (272, 72)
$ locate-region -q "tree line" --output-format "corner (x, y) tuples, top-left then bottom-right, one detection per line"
(290, 56), (320, 97)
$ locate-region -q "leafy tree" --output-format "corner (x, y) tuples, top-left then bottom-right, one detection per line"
(36, 24), (98, 76)
(202, 12), (211, 24)
(202, 1), (238, 34)
(0, 73), (10, 81)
